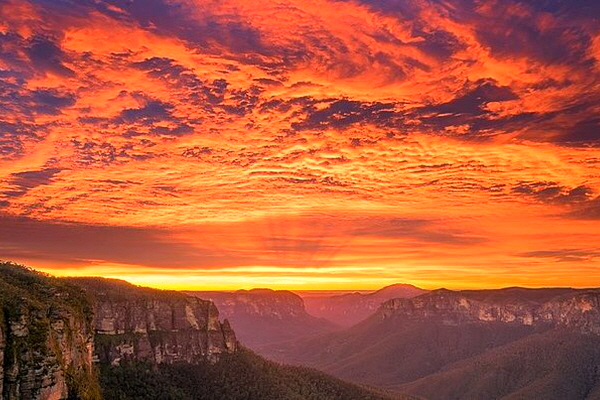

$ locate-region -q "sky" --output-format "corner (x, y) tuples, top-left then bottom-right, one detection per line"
(0, 0), (599, 290)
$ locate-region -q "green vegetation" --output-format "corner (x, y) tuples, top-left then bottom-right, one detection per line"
(0, 261), (94, 324)
(65, 276), (194, 303)
(0, 261), (101, 400)
(99, 348), (407, 400)
(66, 363), (103, 400)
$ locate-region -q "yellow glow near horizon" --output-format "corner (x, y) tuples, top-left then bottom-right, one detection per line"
(33, 261), (600, 292)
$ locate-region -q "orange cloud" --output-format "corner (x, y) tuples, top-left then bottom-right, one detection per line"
(1, 0), (599, 289)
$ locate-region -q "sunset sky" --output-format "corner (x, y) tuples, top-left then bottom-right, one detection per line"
(1, 0), (599, 290)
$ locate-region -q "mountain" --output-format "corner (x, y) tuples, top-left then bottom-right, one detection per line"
(187, 288), (338, 348)
(0, 261), (406, 400)
(301, 284), (427, 327)
(265, 287), (600, 399)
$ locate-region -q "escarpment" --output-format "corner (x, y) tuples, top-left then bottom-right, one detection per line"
(67, 277), (238, 365)
(187, 288), (337, 348)
(379, 287), (600, 333)
(0, 263), (237, 399)
(263, 287), (600, 394)
(302, 284), (427, 327)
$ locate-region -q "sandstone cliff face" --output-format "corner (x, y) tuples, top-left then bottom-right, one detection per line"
(0, 308), (96, 400)
(0, 264), (238, 400)
(379, 288), (600, 333)
(190, 289), (307, 319)
(70, 278), (237, 366)
(0, 263), (99, 400)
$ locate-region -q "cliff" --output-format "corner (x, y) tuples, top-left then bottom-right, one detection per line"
(0, 262), (237, 399)
(264, 286), (600, 393)
(191, 289), (307, 319)
(187, 288), (337, 348)
(68, 277), (237, 365)
(379, 287), (600, 333)
(0, 262), (100, 400)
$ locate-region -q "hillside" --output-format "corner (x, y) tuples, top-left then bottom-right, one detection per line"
(100, 348), (412, 400)
(401, 330), (600, 400)
(301, 284), (427, 327)
(264, 313), (541, 386)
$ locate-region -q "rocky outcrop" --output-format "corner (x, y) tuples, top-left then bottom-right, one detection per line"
(190, 289), (308, 319)
(0, 263), (99, 400)
(187, 289), (337, 348)
(70, 277), (237, 366)
(0, 263), (239, 400)
(1, 308), (96, 400)
(379, 288), (600, 333)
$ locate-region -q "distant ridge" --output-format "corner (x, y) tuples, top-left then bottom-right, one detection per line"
(300, 283), (427, 327)
(186, 288), (339, 349)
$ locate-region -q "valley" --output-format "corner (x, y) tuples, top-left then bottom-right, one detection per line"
(3, 261), (600, 399)
(261, 287), (600, 400)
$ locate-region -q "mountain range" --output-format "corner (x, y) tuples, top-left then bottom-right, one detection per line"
(264, 287), (600, 400)
(4, 260), (600, 399)
(182, 283), (427, 354)
(300, 284), (427, 327)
